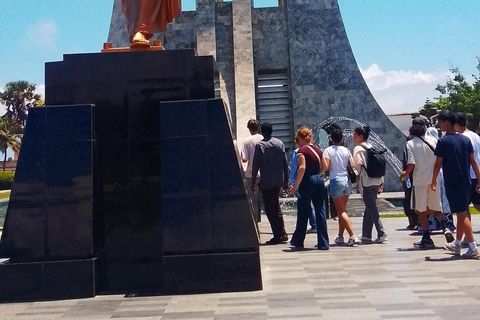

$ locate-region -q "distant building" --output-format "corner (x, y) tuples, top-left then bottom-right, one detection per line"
(108, 0), (406, 191)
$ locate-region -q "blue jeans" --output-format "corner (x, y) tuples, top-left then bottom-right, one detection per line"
(295, 190), (315, 228)
(291, 174), (328, 248)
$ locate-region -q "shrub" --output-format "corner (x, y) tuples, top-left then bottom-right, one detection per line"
(0, 171), (15, 190)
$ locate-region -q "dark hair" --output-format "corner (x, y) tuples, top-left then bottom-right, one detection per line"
(330, 128), (343, 144)
(261, 122), (273, 137)
(354, 125), (371, 141)
(247, 119), (260, 132)
(455, 112), (467, 127)
(437, 110), (457, 127)
(409, 124), (426, 137)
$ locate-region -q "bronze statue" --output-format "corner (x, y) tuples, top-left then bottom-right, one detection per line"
(122, 0), (182, 48)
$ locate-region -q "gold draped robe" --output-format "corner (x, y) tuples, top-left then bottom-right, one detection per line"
(122, 0), (182, 41)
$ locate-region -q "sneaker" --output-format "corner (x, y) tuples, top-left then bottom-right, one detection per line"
(416, 238), (435, 250)
(462, 247), (480, 259)
(360, 235), (372, 243)
(373, 235), (388, 243)
(334, 236), (345, 244)
(443, 242), (461, 256)
(347, 235), (360, 246)
(281, 235), (289, 242)
(306, 227), (317, 234)
(443, 229), (454, 243)
(461, 238), (469, 248)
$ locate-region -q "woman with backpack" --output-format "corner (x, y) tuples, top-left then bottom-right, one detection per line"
(353, 126), (388, 243)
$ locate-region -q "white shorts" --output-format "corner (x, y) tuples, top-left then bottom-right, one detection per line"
(411, 184), (442, 213)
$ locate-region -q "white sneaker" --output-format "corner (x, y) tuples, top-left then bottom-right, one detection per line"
(443, 242), (461, 256)
(347, 235), (360, 246)
(334, 236), (345, 244)
(373, 235), (388, 243)
(462, 247), (480, 259)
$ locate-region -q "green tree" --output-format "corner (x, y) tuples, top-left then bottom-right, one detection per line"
(419, 58), (480, 131)
(0, 80), (43, 127)
(0, 115), (23, 171)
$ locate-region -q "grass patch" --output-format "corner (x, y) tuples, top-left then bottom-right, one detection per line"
(380, 207), (480, 218)
(0, 191), (10, 200)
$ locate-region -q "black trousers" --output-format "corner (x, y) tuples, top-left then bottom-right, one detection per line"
(261, 188), (287, 240)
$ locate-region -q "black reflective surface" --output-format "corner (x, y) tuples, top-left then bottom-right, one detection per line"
(0, 50), (261, 301)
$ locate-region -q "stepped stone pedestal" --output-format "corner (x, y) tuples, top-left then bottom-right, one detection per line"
(0, 49), (262, 302)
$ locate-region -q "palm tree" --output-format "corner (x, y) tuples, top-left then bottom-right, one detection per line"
(0, 115), (23, 171)
(1, 81), (42, 127)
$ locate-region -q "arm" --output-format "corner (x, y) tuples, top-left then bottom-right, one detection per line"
(282, 151), (289, 189)
(470, 153), (480, 192)
(288, 151), (298, 186)
(251, 145), (261, 191)
(241, 142), (248, 163)
(324, 158), (331, 172)
(431, 157), (443, 191)
(290, 154), (305, 195)
(402, 164), (415, 179)
(320, 154), (328, 174)
(402, 142), (415, 178)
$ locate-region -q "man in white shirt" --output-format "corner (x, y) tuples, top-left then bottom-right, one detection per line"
(241, 119), (264, 222)
(402, 118), (453, 249)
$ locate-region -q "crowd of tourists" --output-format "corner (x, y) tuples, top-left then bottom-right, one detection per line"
(240, 111), (480, 259)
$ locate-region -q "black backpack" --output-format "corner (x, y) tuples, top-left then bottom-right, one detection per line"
(360, 145), (386, 178)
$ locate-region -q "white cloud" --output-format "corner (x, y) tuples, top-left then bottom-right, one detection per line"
(26, 20), (57, 50)
(359, 64), (450, 114)
(36, 84), (45, 99)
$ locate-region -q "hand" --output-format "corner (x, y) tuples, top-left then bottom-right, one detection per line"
(476, 183), (480, 194)
(282, 183), (289, 190)
(401, 171), (408, 179)
(289, 185), (297, 196)
(378, 184), (383, 195)
(431, 181), (437, 191)
(251, 184), (256, 192)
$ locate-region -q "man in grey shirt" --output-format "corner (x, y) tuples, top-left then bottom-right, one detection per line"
(251, 122), (289, 245)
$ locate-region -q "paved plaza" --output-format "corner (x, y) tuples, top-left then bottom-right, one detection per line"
(1, 214), (480, 319)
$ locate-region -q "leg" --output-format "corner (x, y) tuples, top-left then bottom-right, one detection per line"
(311, 174), (328, 249)
(261, 188), (284, 241)
(308, 205), (316, 229)
(363, 186), (386, 239)
(334, 196), (354, 237)
(291, 190), (310, 247)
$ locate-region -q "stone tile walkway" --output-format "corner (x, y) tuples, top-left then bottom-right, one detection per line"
(1, 214), (480, 319)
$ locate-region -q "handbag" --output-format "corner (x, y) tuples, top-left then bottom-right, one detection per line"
(347, 153), (357, 183)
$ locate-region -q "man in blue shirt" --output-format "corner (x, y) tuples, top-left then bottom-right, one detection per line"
(432, 111), (480, 258)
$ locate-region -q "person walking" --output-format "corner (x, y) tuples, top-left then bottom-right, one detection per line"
(241, 119), (264, 222)
(454, 112), (480, 247)
(353, 126), (388, 243)
(251, 122), (289, 245)
(289, 137), (317, 233)
(323, 128), (360, 246)
(401, 118), (453, 249)
(433, 111), (480, 258)
(289, 127), (329, 250)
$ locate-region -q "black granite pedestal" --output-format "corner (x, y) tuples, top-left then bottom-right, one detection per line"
(0, 49), (261, 302)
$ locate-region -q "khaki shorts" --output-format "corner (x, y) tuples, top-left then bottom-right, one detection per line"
(411, 184), (442, 213)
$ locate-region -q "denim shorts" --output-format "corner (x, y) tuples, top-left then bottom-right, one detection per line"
(329, 176), (351, 198)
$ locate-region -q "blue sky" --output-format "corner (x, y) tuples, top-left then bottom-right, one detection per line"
(1, 0), (479, 115)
